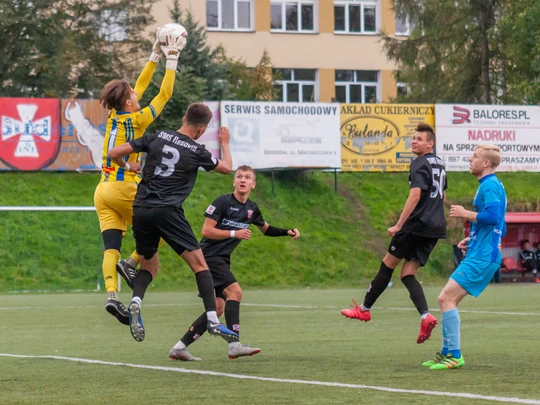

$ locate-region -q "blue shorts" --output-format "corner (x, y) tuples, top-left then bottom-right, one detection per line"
(450, 258), (500, 298)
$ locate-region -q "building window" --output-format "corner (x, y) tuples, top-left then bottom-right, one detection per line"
(98, 10), (128, 42)
(395, 15), (415, 36)
(274, 68), (317, 102)
(206, 0), (253, 30)
(335, 70), (379, 103)
(334, 0), (377, 34)
(270, 1), (316, 32)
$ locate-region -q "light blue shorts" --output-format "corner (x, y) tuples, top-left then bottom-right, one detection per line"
(450, 258), (500, 298)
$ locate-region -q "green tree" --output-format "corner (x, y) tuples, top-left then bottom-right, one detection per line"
(144, 2), (278, 130)
(382, 0), (501, 104)
(498, 0), (540, 104)
(0, 0), (155, 98)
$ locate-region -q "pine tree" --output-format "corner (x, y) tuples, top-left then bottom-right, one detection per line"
(0, 0), (155, 98)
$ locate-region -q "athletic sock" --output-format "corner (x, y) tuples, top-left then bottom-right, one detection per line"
(132, 270), (153, 301)
(195, 270), (217, 313)
(363, 262), (394, 308)
(103, 249), (120, 293)
(225, 300), (241, 337)
(442, 308), (461, 358)
(401, 275), (429, 315)
(178, 313), (208, 348)
(441, 322), (449, 356)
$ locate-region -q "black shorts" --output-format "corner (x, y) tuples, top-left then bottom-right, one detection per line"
(206, 255), (237, 300)
(387, 231), (439, 267)
(132, 206), (199, 259)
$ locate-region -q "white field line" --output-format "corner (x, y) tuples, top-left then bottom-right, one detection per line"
(0, 302), (538, 317)
(0, 353), (538, 404)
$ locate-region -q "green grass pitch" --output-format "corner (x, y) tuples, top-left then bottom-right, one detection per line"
(1, 285), (540, 404)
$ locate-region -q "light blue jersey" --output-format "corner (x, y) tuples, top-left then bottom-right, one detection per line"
(451, 174), (507, 297)
(467, 174), (507, 263)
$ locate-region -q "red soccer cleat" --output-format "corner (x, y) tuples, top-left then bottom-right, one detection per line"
(417, 313), (438, 344)
(340, 299), (371, 322)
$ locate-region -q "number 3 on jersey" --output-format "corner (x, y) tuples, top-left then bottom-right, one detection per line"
(430, 168), (446, 199)
(154, 145), (180, 177)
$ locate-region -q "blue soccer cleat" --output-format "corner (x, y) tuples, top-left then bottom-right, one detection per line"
(207, 321), (239, 343)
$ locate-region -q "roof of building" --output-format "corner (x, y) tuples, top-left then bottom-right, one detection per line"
(505, 212), (540, 224)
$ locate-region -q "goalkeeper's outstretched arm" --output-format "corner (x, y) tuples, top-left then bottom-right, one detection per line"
(137, 31), (186, 129)
(134, 28), (163, 101)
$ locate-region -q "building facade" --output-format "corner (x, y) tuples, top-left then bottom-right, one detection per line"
(152, 0), (405, 103)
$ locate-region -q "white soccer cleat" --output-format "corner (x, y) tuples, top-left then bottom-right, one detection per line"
(228, 342), (261, 359)
(169, 347), (201, 361)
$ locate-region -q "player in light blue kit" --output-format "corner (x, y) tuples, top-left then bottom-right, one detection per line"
(423, 144), (506, 370)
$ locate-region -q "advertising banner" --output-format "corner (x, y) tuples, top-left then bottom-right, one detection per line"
(0, 98), (61, 170)
(340, 104), (435, 172)
(435, 104), (540, 171)
(198, 101), (221, 159)
(220, 101), (341, 170)
(52, 99), (108, 171)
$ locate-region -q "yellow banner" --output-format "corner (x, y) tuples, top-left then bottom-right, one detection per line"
(340, 104), (435, 172)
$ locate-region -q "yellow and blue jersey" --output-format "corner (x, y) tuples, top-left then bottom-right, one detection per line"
(100, 62), (175, 183)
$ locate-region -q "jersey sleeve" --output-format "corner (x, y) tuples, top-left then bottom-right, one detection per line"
(204, 196), (224, 222)
(251, 205), (265, 227)
(198, 147), (219, 172)
(443, 165), (448, 191)
(482, 183), (503, 209)
(134, 69), (175, 130)
(133, 61), (157, 101)
(129, 133), (152, 154)
(409, 160), (431, 190)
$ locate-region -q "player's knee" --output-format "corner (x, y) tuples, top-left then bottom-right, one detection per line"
(225, 284), (242, 301)
(102, 229), (123, 251)
(437, 291), (449, 307)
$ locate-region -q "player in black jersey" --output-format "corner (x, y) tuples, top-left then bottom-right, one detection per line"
(168, 165), (300, 361)
(107, 103), (239, 344)
(341, 123), (447, 344)
(519, 240), (537, 281)
(535, 243), (540, 283)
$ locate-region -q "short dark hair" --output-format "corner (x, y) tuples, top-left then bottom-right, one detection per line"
(99, 79), (131, 111)
(416, 123), (435, 143)
(185, 103), (213, 127)
(236, 165), (256, 179)
(521, 239), (530, 249)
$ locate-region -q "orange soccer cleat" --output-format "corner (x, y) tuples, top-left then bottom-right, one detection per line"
(417, 313), (438, 344)
(340, 299), (371, 322)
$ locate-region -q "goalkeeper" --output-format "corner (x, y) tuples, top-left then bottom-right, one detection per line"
(94, 27), (186, 325)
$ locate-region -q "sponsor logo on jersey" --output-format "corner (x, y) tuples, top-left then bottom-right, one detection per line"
(229, 207), (239, 211)
(222, 219), (249, 229)
(206, 205), (216, 215)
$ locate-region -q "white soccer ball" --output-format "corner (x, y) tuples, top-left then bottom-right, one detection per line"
(158, 23), (188, 47)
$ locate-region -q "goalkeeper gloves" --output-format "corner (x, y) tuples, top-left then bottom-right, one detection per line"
(161, 34), (187, 71)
